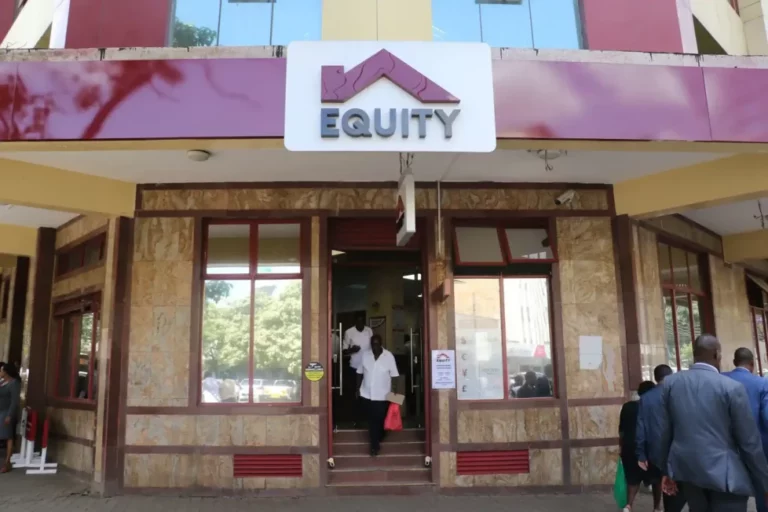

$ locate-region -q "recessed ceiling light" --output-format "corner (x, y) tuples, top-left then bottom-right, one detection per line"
(187, 149), (211, 162)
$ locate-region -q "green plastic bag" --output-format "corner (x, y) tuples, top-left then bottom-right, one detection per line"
(614, 459), (628, 509)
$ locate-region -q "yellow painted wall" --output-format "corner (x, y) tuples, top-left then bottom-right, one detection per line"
(322, 0), (432, 41)
(692, 0), (747, 55)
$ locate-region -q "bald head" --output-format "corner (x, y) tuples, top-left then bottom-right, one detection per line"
(693, 334), (721, 371)
(734, 347), (755, 373)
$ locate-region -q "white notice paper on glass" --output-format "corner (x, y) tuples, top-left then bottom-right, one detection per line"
(579, 335), (603, 370)
(431, 350), (456, 390)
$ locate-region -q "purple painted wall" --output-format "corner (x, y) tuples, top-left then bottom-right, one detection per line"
(581, 0), (684, 53)
(0, 56), (766, 145)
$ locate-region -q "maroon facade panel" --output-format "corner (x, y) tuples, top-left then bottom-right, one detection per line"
(0, 0), (15, 44)
(0, 59), (285, 140)
(703, 67), (768, 143)
(0, 55), (766, 144)
(66, 0), (172, 49)
(581, 0), (684, 53)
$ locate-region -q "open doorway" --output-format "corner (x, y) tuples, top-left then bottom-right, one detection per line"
(325, 217), (431, 484)
(330, 250), (425, 430)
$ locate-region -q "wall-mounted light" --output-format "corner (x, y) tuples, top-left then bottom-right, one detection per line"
(187, 149), (212, 162)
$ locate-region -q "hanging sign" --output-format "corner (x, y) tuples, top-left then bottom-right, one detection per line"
(285, 41), (496, 152)
(396, 170), (416, 246)
(304, 362), (325, 382)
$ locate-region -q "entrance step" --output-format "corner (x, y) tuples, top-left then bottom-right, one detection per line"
(334, 453), (424, 470)
(327, 466), (432, 485)
(333, 428), (425, 444)
(333, 441), (424, 456)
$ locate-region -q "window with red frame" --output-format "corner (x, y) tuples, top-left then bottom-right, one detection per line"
(658, 242), (712, 372)
(452, 223), (556, 401)
(52, 296), (99, 402)
(56, 233), (106, 277)
(201, 221), (304, 405)
(0, 277), (10, 321)
(746, 275), (768, 376)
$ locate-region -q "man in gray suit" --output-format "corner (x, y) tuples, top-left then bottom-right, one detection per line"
(658, 334), (768, 512)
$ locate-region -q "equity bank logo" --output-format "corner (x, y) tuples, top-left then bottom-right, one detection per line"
(319, 49), (462, 140)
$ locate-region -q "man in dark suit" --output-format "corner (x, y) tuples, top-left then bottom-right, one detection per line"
(723, 348), (768, 512)
(658, 335), (768, 512)
(637, 363), (686, 512)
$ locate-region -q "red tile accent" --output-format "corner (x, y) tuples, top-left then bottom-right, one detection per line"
(456, 450), (530, 475)
(0, 0), (15, 42)
(581, 0), (684, 53)
(233, 454), (303, 478)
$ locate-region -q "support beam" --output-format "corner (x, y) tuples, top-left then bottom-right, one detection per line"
(724, 229), (768, 262)
(0, 224), (37, 257)
(0, 159), (136, 217)
(614, 154), (768, 218)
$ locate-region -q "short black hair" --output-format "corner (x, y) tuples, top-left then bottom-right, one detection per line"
(734, 347), (755, 367)
(653, 364), (673, 383)
(638, 380), (656, 396)
(371, 334), (382, 344)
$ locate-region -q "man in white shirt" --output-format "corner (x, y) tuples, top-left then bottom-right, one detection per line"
(356, 334), (399, 456)
(343, 314), (373, 371)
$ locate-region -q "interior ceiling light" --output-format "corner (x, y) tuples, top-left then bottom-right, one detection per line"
(527, 149), (567, 172)
(187, 149), (212, 162)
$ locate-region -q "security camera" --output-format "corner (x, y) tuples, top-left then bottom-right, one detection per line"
(555, 190), (575, 206)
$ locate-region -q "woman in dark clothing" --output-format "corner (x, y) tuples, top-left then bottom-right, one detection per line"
(619, 380), (660, 512)
(0, 362), (21, 473)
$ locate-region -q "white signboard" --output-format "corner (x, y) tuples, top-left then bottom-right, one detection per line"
(431, 350), (456, 390)
(456, 331), (505, 400)
(285, 41), (496, 152)
(396, 170), (416, 246)
(579, 335), (603, 370)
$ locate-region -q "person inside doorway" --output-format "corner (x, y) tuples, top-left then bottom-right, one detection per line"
(356, 334), (399, 456)
(343, 314), (373, 425)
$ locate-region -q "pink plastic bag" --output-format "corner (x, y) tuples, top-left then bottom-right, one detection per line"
(384, 402), (403, 431)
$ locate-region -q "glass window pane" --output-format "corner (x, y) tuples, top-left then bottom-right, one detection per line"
(454, 278), (505, 400)
(480, 1), (533, 48)
(504, 228), (553, 260)
(676, 294), (693, 370)
(658, 243), (672, 286)
(56, 317), (75, 398)
(76, 313), (94, 400)
(172, 0), (220, 47)
(671, 247), (689, 289)
(432, 0), (482, 42)
(272, 0), (321, 45)
(663, 291), (677, 371)
(257, 223), (301, 274)
(207, 224), (250, 275)
(503, 277), (553, 399)
(691, 295), (703, 339)
(84, 239), (102, 266)
(201, 279), (251, 403)
(530, 0), (581, 49)
(219, 0), (272, 47)
(253, 280), (302, 403)
(688, 252), (703, 292)
(755, 311), (768, 376)
(455, 227), (504, 264)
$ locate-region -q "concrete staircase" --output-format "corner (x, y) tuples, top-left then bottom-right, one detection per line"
(328, 428), (432, 490)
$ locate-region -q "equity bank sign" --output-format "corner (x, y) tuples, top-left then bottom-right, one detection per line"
(284, 42), (496, 152)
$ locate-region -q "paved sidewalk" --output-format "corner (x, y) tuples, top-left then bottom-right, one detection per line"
(0, 472), (758, 512)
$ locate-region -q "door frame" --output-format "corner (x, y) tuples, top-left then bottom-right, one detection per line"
(325, 216), (432, 463)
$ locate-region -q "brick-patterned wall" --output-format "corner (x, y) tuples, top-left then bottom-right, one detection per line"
(632, 225), (667, 381)
(133, 186), (617, 491)
(710, 256), (754, 372)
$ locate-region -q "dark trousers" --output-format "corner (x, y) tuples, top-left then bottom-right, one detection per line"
(362, 398), (389, 452)
(663, 489), (688, 512)
(682, 483), (749, 512)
